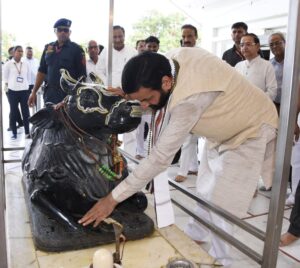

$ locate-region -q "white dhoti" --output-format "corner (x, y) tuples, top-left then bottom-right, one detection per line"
(185, 124), (276, 266)
(178, 134), (199, 176)
(123, 130), (137, 157)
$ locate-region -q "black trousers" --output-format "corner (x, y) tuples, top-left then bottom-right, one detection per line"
(289, 180), (300, 237)
(6, 92), (23, 128)
(7, 90), (30, 135)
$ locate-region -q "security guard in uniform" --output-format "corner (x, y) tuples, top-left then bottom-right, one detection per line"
(28, 18), (86, 105)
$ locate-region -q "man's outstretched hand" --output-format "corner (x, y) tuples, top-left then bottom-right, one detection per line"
(78, 193), (118, 227)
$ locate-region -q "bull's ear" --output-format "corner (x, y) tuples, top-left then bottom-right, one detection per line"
(59, 69), (78, 95)
(89, 72), (104, 85)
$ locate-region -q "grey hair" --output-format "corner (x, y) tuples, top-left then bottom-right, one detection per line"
(269, 32), (286, 42)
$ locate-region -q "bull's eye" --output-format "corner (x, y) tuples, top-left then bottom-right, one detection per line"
(76, 86), (108, 114)
(124, 105), (131, 112)
(79, 90), (99, 108)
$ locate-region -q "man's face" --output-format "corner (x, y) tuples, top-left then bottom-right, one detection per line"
(88, 41), (100, 59)
(268, 34), (285, 59)
(26, 49), (33, 59)
(126, 76), (173, 111)
(113, 28), (125, 51)
(145, 42), (159, 53)
(55, 27), (71, 43)
(240, 36), (260, 60)
(136, 41), (146, 53)
(231, 27), (247, 44)
(127, 88), (170, 111)
(181, 28), (197, 47)
(14, 47), (23, 61)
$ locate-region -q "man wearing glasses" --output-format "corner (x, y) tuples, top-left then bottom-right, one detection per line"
(28, 18), (86, 106)
(268, 32), (286, 113)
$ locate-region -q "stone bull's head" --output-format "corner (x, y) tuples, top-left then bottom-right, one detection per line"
(59, 69), (142, 134)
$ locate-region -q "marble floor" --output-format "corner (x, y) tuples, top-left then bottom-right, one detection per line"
(1, 94), (300, 267)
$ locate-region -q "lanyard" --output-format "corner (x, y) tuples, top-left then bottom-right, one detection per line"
(14, 62), (22, 75)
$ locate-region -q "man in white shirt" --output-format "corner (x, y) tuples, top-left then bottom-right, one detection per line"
(86, 40), (103, 82)
(235, 33), (277, 101)
(24, 46), (39, 113)
(98, 25), (137, 88)
(269, 32), (285, 112)
(175, 24), (200, 183)
(24, 46), (39, 93)
(79, 49), (278, 266)
(98, 25), (137, 156)
(3, 46), (31, 139)
(5, 46), (23, 131)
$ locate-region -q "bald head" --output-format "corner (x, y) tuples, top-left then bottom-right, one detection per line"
(87, 40), (99, 62)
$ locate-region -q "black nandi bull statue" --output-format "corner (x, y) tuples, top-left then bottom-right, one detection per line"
(22, 70), (154, 251)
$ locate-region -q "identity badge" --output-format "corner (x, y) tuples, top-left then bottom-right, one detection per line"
(16, 76), (24, 83)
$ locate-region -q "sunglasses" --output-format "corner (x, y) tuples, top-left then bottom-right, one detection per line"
(88, 46), (98, 49)
(56, 28), (70, 33)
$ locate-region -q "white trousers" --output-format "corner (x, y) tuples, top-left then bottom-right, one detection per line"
(185, 124), (276, 266)
(135, 113), (152, 157)
(178, 134), (199, 176)
(123, 130), (137, 157)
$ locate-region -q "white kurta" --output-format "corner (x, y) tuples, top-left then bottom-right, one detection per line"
(235, 55), (278, 101)
(98, 45), (138, 156)
(24, 57), (39, 85)
(177, 134), (199, 176)
(98, 46), (137, 87)
(86, 58), (103, 83)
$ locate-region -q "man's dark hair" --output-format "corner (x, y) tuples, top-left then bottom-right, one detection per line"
(244, 33), (260, 44)
(243, 33), (265, 58)
(8, 46), (14, 54)
(122, 52), (171, 94)
(136, 39), (145, 48)
(26, 46), (33, 50)
(231, 22), (248, 32)
(113, 25), (125, 34)
(13, 45), (23, 52)
(181, 24), (198, 38)
(269, 32), (286, 43)
(145, 36), (160, 45)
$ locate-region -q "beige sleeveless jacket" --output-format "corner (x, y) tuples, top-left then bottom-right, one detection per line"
(166, 48), (278, 152)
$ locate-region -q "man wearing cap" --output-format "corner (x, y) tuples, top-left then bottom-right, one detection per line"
(28, 18), (86, 106)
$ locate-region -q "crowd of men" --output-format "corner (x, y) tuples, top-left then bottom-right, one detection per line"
(2, 17), (299, 266)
